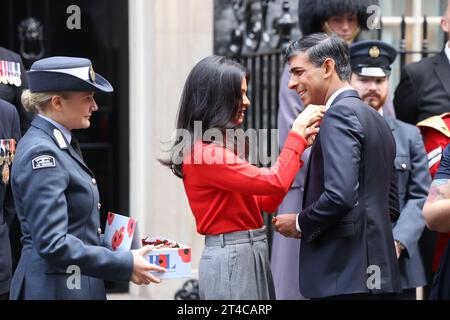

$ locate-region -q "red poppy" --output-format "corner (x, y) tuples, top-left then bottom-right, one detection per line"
(107, 212), (115, 225)
(178, 248), (191, 263)
(112, 226), (124, 251)
(157, 255), (168, 268)
(127, 218), (136, 238)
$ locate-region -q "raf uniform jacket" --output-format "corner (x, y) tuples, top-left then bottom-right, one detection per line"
(0, 47), (32, 135)
(0, 99), (21, 295)
(9, 116), (133, 300)
(394, 51), (450, 125)
(298, 90), (402, 299)
(384, 116), (431, 290)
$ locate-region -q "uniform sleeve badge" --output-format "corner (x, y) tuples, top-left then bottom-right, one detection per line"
(32, 155), (56, 170)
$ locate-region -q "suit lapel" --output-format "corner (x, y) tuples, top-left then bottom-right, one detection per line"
(433, 51), (450, 101)
(31, 117), (94, 177)
(302, 89), (360, 209)
(302, 141), (317, 209)
(66, 142), (94, 177)
(384, 116), (396, 132)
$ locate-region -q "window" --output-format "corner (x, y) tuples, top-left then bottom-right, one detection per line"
(378, 0), (447, 89)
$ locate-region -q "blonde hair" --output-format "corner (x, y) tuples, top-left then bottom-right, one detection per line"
(21, 90), (71, 114)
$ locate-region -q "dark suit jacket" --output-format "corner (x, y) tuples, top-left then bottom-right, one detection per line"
(0, 47), (32, 135)
(272, 67), (398, 299)
(298, 90), (402, 298)
(0, 99), (21, 295)
(394, 51), (450, 125)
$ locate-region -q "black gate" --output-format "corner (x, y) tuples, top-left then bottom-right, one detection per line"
(238, 51), (285, 250)
(215, 0), (448, 252)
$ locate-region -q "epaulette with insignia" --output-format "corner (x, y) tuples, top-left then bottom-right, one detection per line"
(417, 113), (450, 138)
(53, 129), (68, 149)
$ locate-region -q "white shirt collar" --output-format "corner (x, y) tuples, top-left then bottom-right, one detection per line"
(445, 41), (450, 64)
(379, 108), (384, 116)
(38, 114), (72, 144)
(325, 85), (355, 109)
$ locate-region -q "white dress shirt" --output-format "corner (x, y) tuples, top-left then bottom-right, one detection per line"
(445, 41), (450, 64)
(325, 85), (355, 110)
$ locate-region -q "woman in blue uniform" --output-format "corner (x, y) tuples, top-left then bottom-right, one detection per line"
(9, 56), (165, 300)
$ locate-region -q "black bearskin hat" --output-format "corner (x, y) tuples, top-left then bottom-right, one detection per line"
(298, 0), (380, 35)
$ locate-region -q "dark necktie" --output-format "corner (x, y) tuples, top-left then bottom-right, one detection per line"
(70, 137), (84, 160)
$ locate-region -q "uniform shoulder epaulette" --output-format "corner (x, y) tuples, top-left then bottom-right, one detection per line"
(417, 113), (450, 138)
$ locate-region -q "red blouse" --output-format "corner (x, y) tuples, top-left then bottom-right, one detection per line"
(182, 131), (307, 235)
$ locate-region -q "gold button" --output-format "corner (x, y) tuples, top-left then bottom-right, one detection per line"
(97, 228), (102, 235)
(92, 178), (97, 185)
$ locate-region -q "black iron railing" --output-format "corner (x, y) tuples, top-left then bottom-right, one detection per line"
(235, 51), (284, 252)
(388, 15), (445, 75)
(227, 12), (447, 252)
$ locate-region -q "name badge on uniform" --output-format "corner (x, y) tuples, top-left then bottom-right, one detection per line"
(32, 155), (56, 170)
(53, 129), (68, 149)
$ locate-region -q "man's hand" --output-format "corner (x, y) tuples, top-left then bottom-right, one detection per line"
(272, 214), (302, 239)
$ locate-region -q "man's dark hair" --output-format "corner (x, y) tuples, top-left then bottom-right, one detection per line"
(285, 33), (352, 82)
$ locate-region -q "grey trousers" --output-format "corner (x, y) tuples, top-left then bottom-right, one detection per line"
(199, 226), (276, 300)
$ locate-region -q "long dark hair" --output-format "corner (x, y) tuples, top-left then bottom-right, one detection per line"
(160, 55), (248, 178)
